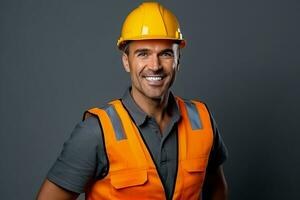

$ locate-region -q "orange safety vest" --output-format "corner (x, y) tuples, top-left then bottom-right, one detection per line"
(84, 97), (214, 200)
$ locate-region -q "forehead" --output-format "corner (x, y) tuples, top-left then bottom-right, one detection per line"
(128, 39), (176, 52)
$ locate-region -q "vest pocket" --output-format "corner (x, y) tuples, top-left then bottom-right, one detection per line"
(181, 158), (208, 196)
(180, 158), (207, 199)
(182, 157), (208, 172)
(110, 169), (148, 189)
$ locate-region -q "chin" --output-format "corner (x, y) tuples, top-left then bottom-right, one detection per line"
(144, 90), (167, 100)
(149, 95), (163, 100)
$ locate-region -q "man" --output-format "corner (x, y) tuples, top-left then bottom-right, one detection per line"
(37, 2), (228, 200)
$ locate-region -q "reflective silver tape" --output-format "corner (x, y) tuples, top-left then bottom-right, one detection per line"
(184, 101), (203, 130)
(105, 105), (127, 140)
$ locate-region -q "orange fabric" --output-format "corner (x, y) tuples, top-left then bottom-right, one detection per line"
(84, 97), (213, 200)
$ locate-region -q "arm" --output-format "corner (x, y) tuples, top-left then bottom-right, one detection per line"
(36, 116), (106, 200)
(37, 179), (79, 200)
(202, 165), (228, 200)
(202, 107), (228, 199)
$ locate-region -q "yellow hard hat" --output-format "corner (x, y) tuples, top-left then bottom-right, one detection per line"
(117, 2), (185, 49)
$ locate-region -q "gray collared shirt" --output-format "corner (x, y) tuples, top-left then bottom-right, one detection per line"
(47, 88), (227, 199)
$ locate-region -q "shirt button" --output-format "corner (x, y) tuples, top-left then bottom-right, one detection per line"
(102, 167), (108, 176)
(101, 170), (106, 177)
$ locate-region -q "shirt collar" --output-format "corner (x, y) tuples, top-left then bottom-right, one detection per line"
(121, 87), (181, 127)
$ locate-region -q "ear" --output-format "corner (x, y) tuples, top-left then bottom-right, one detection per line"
(176, 59), (180, 71)
(172, 44), (181, 71)
(122, 53), (130, 72)
(176, 64), (180, 71)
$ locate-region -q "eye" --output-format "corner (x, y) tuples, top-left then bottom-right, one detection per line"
(137, 52), (148, 57)
(160, 52), (174, 58)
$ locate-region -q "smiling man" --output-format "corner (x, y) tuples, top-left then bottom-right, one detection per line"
(37, 2), (228, 200)
(122, 40), (180, 130)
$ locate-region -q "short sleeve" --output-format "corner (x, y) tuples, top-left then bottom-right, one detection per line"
(206, 112), (228, 173)
(47, 116), (107, 193)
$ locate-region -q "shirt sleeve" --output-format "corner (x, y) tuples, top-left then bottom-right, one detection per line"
(206, 111), (228, 173)
(47, 116), (107, 193)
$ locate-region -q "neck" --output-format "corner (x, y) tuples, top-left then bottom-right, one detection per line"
(131, 88), (171, 132)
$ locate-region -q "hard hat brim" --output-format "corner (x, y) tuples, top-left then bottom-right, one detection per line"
(117, 37), (186, 50)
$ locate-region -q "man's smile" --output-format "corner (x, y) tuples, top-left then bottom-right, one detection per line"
(144, 75), (163, 81)
(142, 74), (166, 86)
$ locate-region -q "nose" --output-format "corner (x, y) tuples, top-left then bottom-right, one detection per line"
(148, 54), (162, 71)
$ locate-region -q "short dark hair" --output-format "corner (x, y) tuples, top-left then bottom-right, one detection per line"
(121, 40), (182, 57)
(120, 41), (131, 55)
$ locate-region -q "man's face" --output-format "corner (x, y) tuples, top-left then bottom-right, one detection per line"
(122, 39), (180, 101)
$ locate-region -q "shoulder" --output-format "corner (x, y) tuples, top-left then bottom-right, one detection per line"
(176, 96), (218, 132)
(175, 96), (208, 108)
(81, 115), (100, 129)
(69, 103), (112, 145)
(176, 96), (212, 117)
(79, 102), (118, 140)
(84, 100), (119, 118)
(59, 116), (102, 155)
(75, 114), (101, 136)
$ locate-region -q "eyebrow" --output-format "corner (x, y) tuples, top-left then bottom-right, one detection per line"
(134, 48), (149, 55)
(159, 49), (174, 55)
(133, 48), (174, 55)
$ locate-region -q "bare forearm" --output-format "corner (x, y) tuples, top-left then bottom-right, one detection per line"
(36, 179), (79, 200)
(202, 165), (228, 200)
(208, 182), (228, 200)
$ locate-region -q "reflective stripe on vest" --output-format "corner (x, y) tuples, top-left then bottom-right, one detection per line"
(104, 105), (127, 140)
(84, 97), (214, 200)
(104, 100), (204, 140)
(183, 100), (203, 130)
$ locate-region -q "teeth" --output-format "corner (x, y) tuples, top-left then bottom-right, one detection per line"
(145, 76), (162, 81)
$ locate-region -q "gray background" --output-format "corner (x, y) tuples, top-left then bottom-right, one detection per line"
(1, 0), (299, 199)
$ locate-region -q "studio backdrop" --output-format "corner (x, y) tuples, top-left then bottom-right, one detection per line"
(0, 0), (299, 199)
